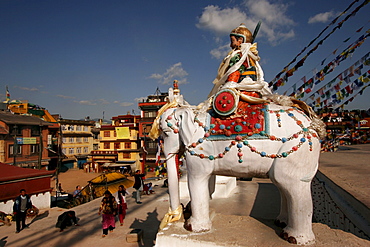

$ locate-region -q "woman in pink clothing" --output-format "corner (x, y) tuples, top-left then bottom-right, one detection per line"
(98, 190), (117, 237)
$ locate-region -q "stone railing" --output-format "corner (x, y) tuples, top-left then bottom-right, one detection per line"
(312, 171), (370, 240)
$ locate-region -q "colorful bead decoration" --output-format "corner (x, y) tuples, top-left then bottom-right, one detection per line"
(164, 107), (319, 161)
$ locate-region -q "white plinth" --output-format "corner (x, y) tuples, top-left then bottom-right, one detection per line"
(179, 175), (237, 199)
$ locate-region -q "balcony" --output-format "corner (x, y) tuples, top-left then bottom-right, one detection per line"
(90, 150), (118, 155)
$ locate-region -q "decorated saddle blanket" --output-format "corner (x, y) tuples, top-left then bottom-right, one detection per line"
(206, 101), (270, 141)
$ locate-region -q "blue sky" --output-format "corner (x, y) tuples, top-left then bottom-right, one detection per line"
(1, 0), (369, 120)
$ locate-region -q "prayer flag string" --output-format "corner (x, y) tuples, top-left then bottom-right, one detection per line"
(269, 0), (369, 90)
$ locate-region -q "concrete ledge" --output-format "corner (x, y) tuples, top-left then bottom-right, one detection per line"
(180, 176), (237, 199)
(155, 213), (370, 247)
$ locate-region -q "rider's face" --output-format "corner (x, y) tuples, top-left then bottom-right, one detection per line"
(230, 35), (243, 49)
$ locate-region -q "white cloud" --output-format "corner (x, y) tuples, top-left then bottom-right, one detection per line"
(76, 100), (96, 105)
(149, 62), (189, 85)
(245, 0), (294, 26)
(98, 98), (110, 105)
(120, 102), (133, 107)
(15, 86), (39, 91)
(308, 11), (339, 24)
(135, 97), (147, 103)
(113, 100), (134, 107)
(196, 0), (296, 49)
(196, 5), (247, 35)
(210, 44), (230, 60)
(57, 94), (75, 99)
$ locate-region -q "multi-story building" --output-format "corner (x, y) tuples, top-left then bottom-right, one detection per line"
(89, 114), (141, 173)
(0, 111), (52, 169)
(58, 118), (95, 170)
(4, 100), (61, 170)
(138, 88), (168, 169)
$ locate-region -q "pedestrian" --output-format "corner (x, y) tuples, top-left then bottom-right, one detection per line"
(13, 189), (32, 233)
(114, 185), (130, 226)
(0, 211), (11, 226)
(85, 181), (95, 202)
(133, 170), (145, 204)
(58, 183), (64, 193)
(73, 185), (82, 204)
(98, 190), (117, 238)
(73, 185), (81, 198)
(55, 210), (79, 232)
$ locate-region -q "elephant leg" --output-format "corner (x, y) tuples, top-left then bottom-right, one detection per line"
(270, 169), (288, 227)
(185, 174), (212, 232)
(274, 185), (288, 228)
(280, 181), (315, 245)
(167, 155), (180, 212)
(208, 174), (216, 199)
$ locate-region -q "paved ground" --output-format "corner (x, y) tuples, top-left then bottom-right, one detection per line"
(318, 143), (370, 208)
(1, 144), (369, 247)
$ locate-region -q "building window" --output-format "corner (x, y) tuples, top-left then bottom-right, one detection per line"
(114, 131), (117, 137)
(104, 143), (110, 149)
(69, 137), (74, 143)
(84, 137), (88, 142)
(69, 148), (74, 154)
(148, 142), (156, 149)
(84, 147), (89, 153)
(122, 153), (130, 159)
(61, 125), (67, 131)
(69, 125), (74, 131)
(62, 137), (66, 143)
(30, 144), (39, 154)
(76, 126), (81, 131)
(93, 144), (98, 150)
(76, 147), (82, 154)
(76, 137), (82, 143)
(84, 126), (88, 131)
(11, 126), (22, 135)
(124, 142), (131, 149)
(62, 148), (66, 155)
(144, 111), (157, 118)
(31, 126), (40, 136)
(114, 142), (120, 149)
(9, 145), (22, 155)
(104, 131), (110, 137)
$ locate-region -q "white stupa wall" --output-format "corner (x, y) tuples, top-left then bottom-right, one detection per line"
(179, 175), (236, 199)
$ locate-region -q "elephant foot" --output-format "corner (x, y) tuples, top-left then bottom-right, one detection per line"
(184, 217), (211, 233)
(280, 229), (315, 245)
(184, 221), (192, 231)
(280, 231), (297, 244)
(274, 219), (287, 228)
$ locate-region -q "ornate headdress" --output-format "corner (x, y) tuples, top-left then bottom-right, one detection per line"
(230, 23), (252, 43)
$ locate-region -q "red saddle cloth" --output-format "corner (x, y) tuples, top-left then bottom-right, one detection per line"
(210, 100), (268, 138)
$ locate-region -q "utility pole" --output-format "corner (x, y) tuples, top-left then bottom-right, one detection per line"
(55, 124), (63, 202)
(13, 125), (18, 166)
(38, 122), (43, 169)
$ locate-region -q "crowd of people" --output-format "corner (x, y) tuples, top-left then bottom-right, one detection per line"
(319, 109), (370, 152)
(11, 169), (155, 238)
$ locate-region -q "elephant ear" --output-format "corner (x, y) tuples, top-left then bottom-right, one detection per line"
(176, 107), (198, 146)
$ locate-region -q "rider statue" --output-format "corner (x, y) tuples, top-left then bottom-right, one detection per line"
(208, 23), (272, 101)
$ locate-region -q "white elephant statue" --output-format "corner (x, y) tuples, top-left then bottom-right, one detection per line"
(151, 85), (326, 245)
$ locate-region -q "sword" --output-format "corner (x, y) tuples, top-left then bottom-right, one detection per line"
(251, 21), (262, 43)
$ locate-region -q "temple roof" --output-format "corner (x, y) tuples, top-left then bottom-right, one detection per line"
(0, 111), (52, 126)
(0, 162), (54, 183)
